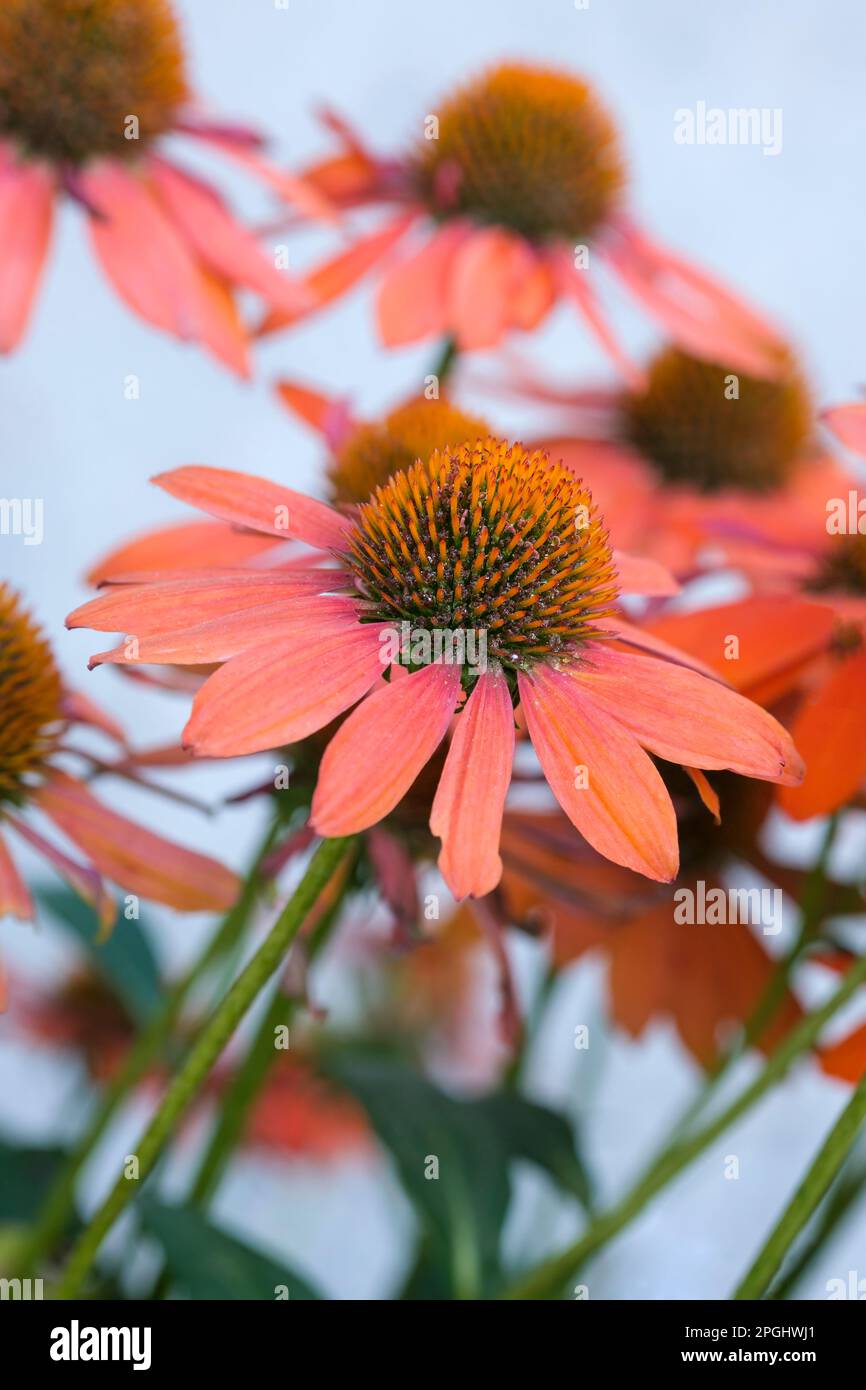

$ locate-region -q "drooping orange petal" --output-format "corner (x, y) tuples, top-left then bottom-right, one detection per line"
(576, 646), (804, 785)
(606, 218), (786, 380)
(551, 248), (644, 388)
(613, 550), (679, 597)
(86, 520), (280, 584)
(0, 829), (33, 920)
(683, 767), (721, 823)
(260, 212), (414, 336)
(83, 163), (207, 343)
(517, 665), (679, 881)
(510, 251), (556, 331)
(430, 668), (515, 898)
(822, 403), (866, 459)
(0, 157), (54, 351)
(377, 221), (471, 346)
(274, 380), (355, 446)
(779, 647), (866, 820)
(820, 1022), (866, 1084)
(69, 570), (332, 640)
(36, 773), (239, 913)
(311, 663), (462, 835)
(153, 465), (351, 550)
(447, 228), (526, 350)
(149, 157), (311, 314)
(184, 616), (387, 756)
(7, 813), (114, 932)
(60, 689), (128, 748)
(193, 266), (251, 377)
(645, 597), (836, 694)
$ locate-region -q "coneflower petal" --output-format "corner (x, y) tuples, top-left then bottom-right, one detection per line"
(778, 646), (866, 820)
(377, 220), (471, 346)
(0, 158), (53, 352)
(311, 663), (461, 835)
(518, 664), (679, 882)
(430, 667), (515, 899)
(0, 830), (32, 921)
(184, 619), (388, 757)
(153, 464), (351, 551)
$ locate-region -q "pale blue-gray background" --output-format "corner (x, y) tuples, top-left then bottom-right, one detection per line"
(2, 0), (865, 1299)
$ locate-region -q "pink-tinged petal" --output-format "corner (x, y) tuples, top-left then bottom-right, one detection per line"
(36, 773), (239, 913)
(823, 403), (866, 459)
(517, 665), (678, 881)
(606, 218), (786, 379)
(154, 465), (351, 550)
(0, 829), (33, 920)
(86, 520), (280, 584)
(182, 129), (339, 223)
(0, 159), (54, 351)
(260, 212), (414, 335)
(60, 689), (128, 748)
(311, 663), (462, 834)
(274, 380), (356, 447)
(149, 157), (311, 313)
(613, 550), (679, 596)
(377, 221), (471, 346)
(779, 648), (866, 820)
(7, 814), (115, 932)
(68, 570), (333, 639)
(194, 266), (251, 377)
(430, 668), (515, 898)
(510, 252), (556, 331)
(446, 228), (527, 350)
(184, 616), (388, 756)
(607, 616), (728, 682)
(576, 646), (804, 785)
(83, 163), (204, 338)
(91, 595), (357, 667)
(551, 248), (644, 388)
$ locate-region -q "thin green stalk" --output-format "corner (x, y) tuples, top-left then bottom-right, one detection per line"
(430, 336), (458, 386)
(13, 816), (281, 1279)
(767, 1158), (866, 1299)
(501, 949), (866, 1300)
(672, 815), (840, 1140)
(733, 1066), (866, 1299)
(55, 836), (352, 1300)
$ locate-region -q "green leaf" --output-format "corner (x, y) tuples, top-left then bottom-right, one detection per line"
(37, 886), (162, 1026)
(140, 1199), (322, 1301)
(0, 1136), (66, 1223)
(321, 1048), (589, 1299)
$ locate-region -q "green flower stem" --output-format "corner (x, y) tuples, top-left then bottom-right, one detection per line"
(501, 949), (866, 1300)
(767, 1157), (866, 1299)
(430, 336), (459, 386)
(187, 855), (354, 1212)
(733, 1065), (866, 1299)
(671, 814), (841, 1141)
(55, 835), (352, 1300)
(12, 815), (282, 1280)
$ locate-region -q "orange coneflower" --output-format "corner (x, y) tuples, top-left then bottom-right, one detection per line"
(490, 343), (855, 582)
(71, 439), (803, 899)
(0, 582), (239, 1004)
(260, 63), (784, 378)
(0, 0), (321, 370)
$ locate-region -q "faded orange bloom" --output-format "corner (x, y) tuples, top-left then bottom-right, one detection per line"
(0, 582), (239, 1005)
(260, 63), (785, 379)
(71, 440), (802, 899)
(0, 0), (322, 370)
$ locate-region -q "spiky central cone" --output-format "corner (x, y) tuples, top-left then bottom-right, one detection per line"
(329, 398), (491, 506)
(345, 438), (619, 681)
(408, 64), (624, 243)
(0, 0), (188, 164)
(812, 534), (866, 599)
(620, 348), (812, 494)
(0, 585), (63, 806)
